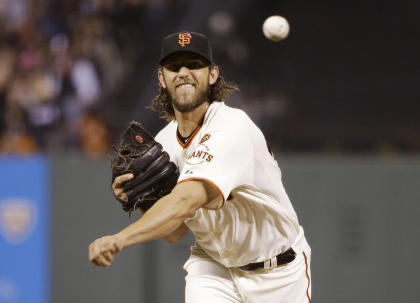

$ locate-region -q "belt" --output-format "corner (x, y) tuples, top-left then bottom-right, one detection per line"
(239, 248), (296, 271)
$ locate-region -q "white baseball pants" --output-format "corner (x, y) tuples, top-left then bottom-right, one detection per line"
(184, 237), (311, 303)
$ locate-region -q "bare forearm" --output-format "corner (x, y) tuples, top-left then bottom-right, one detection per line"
(89, 180), (218, 267)
(163, 223), (189, 243)
(117, 195), (192, 248)
(136, 209), (188, 243)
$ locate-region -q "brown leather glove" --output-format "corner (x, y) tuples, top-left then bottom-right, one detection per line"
(110, 121), (179, 213)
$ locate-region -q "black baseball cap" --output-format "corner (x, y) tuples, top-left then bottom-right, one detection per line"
(159, 31), (213, 65)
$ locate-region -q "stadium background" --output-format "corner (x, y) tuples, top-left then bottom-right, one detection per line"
(0, 0), (419, 302)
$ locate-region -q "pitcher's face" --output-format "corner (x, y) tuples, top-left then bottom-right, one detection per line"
(158, 53), (218, 113)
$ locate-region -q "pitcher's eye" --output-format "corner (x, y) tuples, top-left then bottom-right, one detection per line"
(166, 63), (182, 72)
(185, 61), (206, 69)
(165, 60), (207, 72)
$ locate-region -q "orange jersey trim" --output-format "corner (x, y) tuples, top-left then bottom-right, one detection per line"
(176, 126), (202, 149)
(176, 177), (225, 209)
(303, 251), (311, 303)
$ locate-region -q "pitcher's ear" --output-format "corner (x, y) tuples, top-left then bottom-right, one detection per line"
(158, 70), (167, 88)
(209, 66), (219, 85)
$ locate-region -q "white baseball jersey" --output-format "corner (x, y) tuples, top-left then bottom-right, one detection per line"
(155, 102), (303, 267)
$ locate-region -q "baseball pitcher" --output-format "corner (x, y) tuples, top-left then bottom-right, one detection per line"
(89, 31), (311, 303)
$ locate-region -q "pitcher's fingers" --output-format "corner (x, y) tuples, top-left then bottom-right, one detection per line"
(90, 251), (102, 266)
(113, 188), (128, 202)
(103, 251), (114, 262)
(93, 240), (102, 260)
(114, 173), (134, 186)
(119, 192), (128, 202)
(96, 254), (111, 267)
(89, 240), (100, 261)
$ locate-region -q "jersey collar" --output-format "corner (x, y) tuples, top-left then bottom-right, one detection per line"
(175, 102), (224, 149)
(176, 125), (202, 149)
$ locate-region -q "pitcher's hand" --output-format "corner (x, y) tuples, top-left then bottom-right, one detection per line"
(88, 234), (126, 267)
(112, 173), (134, 202)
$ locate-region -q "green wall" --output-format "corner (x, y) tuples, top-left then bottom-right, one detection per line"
(51, 154), (420, 303)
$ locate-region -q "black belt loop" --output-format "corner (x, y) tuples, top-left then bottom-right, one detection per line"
(239, 248), (296, 271)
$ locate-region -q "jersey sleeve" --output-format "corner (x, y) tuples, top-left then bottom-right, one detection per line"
(178, 124), (254, 205)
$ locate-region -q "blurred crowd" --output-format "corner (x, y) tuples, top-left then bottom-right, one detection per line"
(0, 0), (260, 158)
(0, 0), (147, 157)
(1, 0), (417, 157)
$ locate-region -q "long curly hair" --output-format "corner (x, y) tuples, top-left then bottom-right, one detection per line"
(150, 69), (239, 121)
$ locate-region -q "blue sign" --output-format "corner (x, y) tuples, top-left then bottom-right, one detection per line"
(0, 156), (50, 303)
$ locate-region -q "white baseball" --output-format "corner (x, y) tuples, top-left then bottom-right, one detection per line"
(262, 15), (290, 41)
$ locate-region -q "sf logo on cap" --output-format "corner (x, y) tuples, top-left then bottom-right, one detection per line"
(178, 32), (192, 47)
